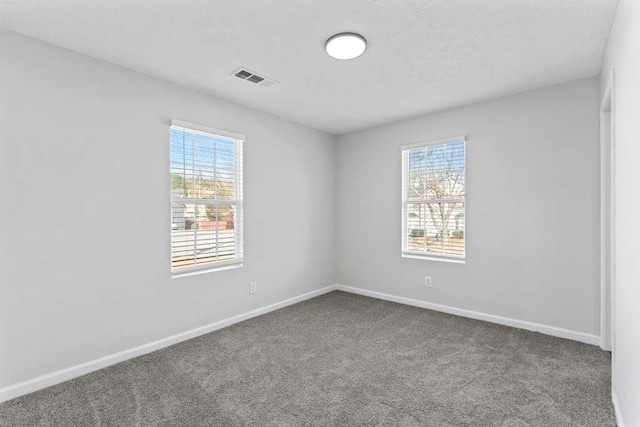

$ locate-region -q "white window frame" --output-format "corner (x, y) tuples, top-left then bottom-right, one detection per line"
(170, 119), (245, 277)
(401, 136), (466, 263)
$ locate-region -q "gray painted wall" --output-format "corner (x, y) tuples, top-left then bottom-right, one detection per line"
(0, 28), (606, 398)
(0, 30), (337, 387)
(601, 0), (640, 424)
(336, 77), (601, 336)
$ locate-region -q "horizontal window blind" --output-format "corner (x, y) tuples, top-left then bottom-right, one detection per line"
(402, 138), (465, 260)
(170, 122), (243, 273)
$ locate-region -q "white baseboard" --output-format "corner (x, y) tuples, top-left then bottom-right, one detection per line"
(335, 284), (600, 346)
(612, 391), (624, 427)
(0, 284), (602, 404)
(0, 285), (336, 404)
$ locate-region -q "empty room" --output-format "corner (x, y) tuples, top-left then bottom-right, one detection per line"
(1, 0), (639, 426)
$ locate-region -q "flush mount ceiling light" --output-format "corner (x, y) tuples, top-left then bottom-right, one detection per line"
(325, 32), (367, 60)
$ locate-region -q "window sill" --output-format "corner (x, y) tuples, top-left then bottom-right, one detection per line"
(402, 252), (465, 264)
(171, 261), (243, 279)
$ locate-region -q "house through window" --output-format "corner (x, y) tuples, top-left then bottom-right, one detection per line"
(401, 137), (466, 261)
(170, 120), (244, 274)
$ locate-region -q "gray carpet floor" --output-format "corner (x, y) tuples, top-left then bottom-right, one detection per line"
(0, 291), (615, 426)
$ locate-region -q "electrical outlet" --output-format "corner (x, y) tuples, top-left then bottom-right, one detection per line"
(249, 282), (257, 295)
(425, 276), (432, 288)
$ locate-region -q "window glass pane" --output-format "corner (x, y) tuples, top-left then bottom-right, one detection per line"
(171, 203), (196, 268)
(214, 138), (236, 201)
(170, 128), (237, 201)
(406, 142), (465, 201)
(171, 203), (237, 268)
(406, 203), (427, 252)
(442, 142), (465, 199)
(424, 144), (446, 200)
(405, 201), (464, 257)
(170, 129), (194, 199)
(213, 204), (237, 261)
(407, 149), (426, 200)
(193, 132), (216, 199)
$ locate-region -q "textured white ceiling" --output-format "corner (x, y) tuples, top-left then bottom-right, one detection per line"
(0, 0), (617, 134)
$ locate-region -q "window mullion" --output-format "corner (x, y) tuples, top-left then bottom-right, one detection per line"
(441, 203), (446, 254)
(213, 138), (217, 200)
(182, 129), (187, 197)
(442, 143), (447, 255)
(192, 132), (197, 266)
(213, 139), (218, 262)
(215, 204), (219, 261)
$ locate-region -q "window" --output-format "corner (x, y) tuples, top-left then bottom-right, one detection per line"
(170, 120), (244, 275)
(402, 137), (466, 261)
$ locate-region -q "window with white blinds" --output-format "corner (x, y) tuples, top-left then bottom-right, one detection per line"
(402, 137), (466, 261)
(170, 120), (244, 274)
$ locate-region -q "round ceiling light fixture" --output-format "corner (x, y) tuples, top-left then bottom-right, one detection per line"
(325, 32), (367, 60)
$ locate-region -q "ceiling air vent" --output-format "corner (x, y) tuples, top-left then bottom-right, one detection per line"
(232, 67), (277, 87)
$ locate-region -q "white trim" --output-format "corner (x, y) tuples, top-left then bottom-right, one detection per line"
(0, 285), (336, 404)
(335, 284), (600, 346)
(400, 135), (466, 151)
(0, 284), (603, 404)
(171, 260), (243, 278)
(612, 391), (625, 427)
(401, 252), (465, 264)
(170, 119), (245, 142)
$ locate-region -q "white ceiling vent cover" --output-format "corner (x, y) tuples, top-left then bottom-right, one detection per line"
(232, 67), (277, 87)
